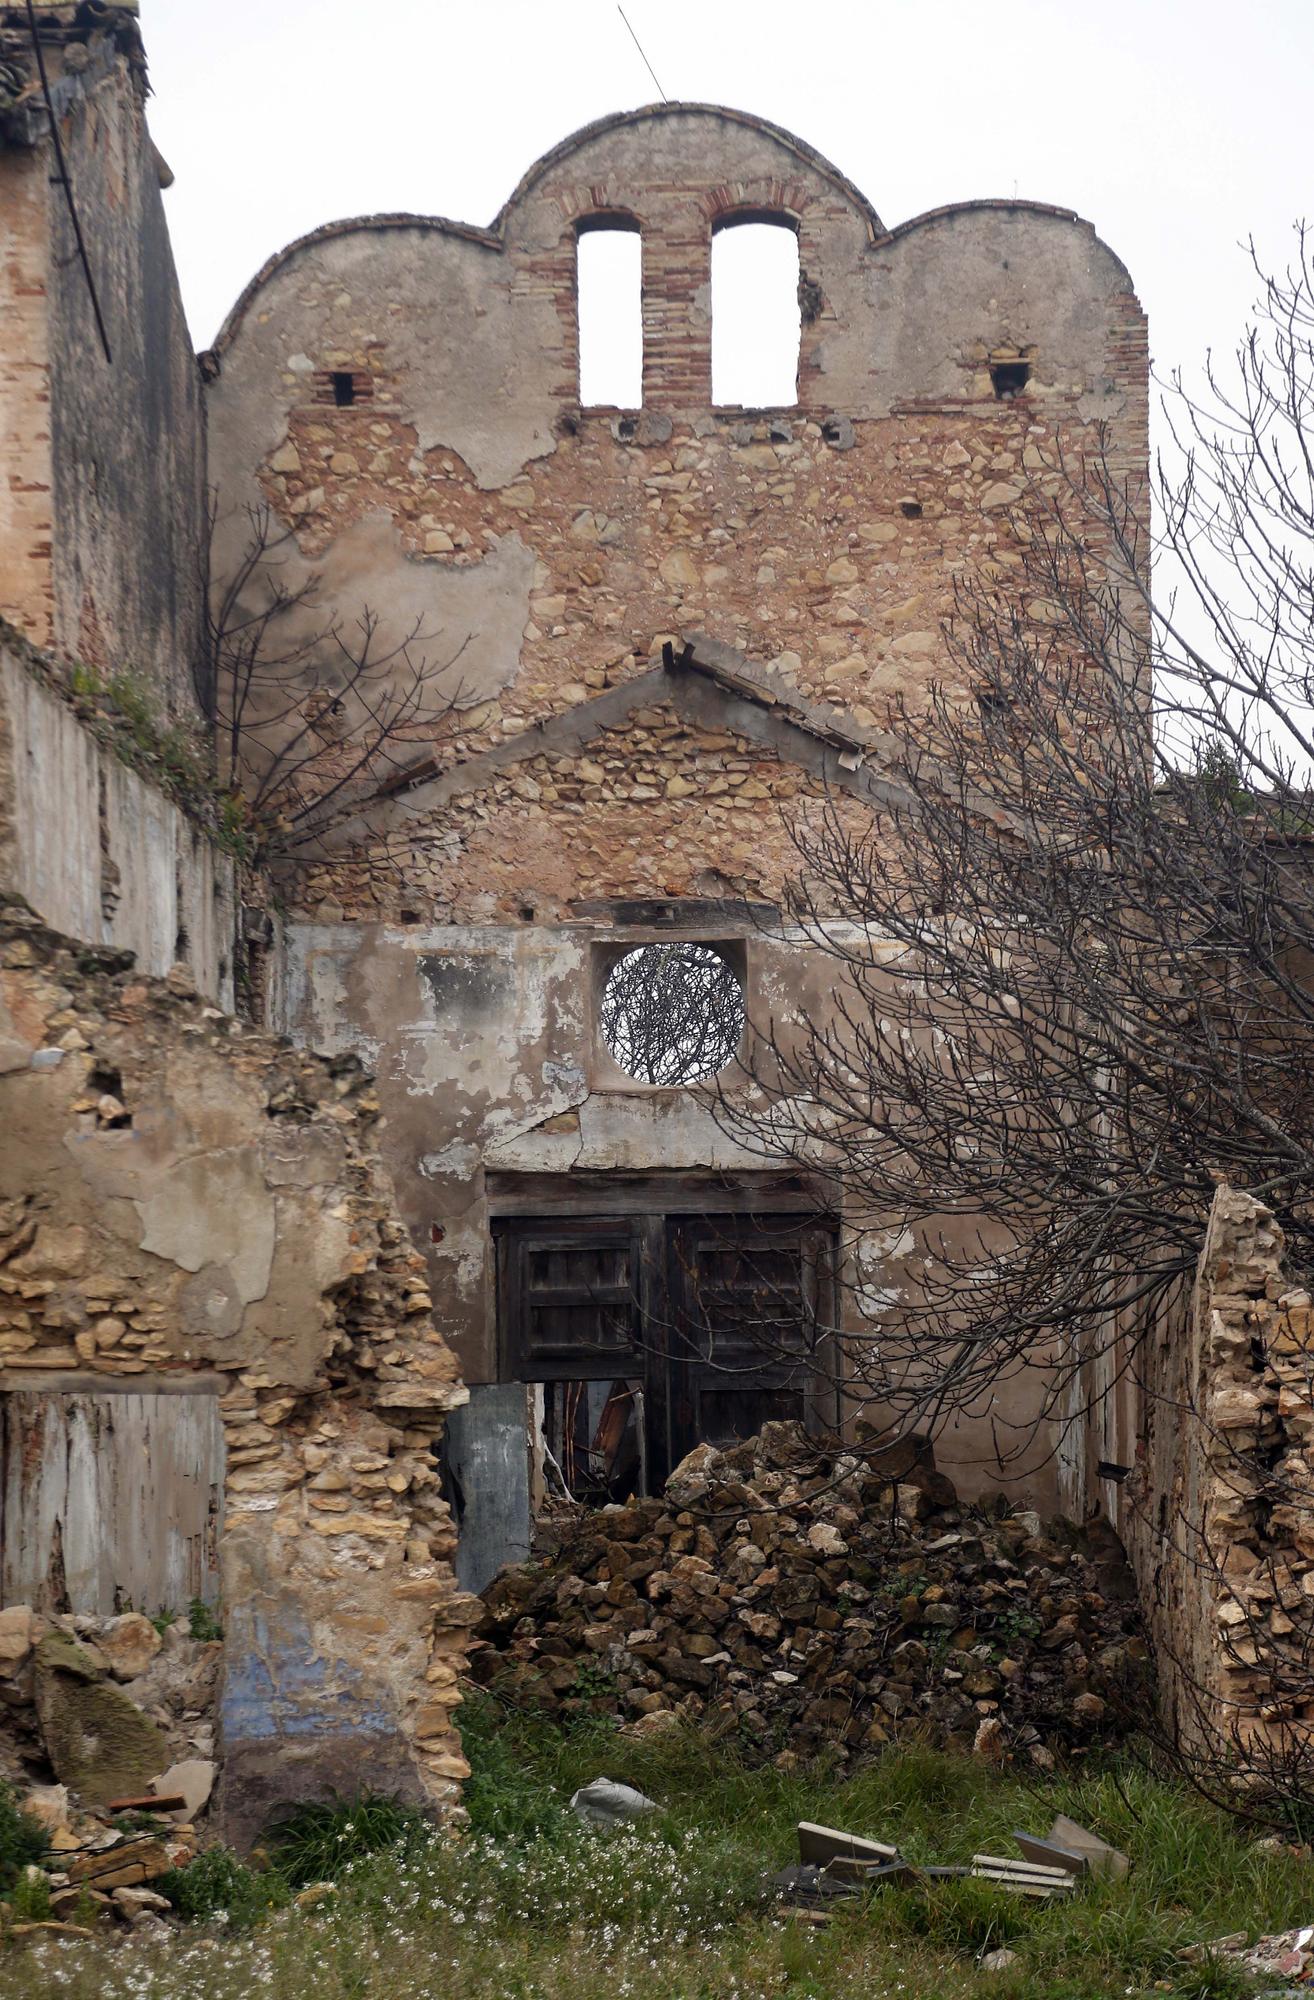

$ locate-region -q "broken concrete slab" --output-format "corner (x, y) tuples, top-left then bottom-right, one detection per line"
(1047, 1814), (1129, 1881)
(1013, 1830), (1088, 1875)
(149, 1758), (215, 1820)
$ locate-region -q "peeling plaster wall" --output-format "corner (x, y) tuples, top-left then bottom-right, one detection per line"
(0, 909), (476, 1845)
(278, 916), (837, 1379)
(209, 223), (560, 500)
(277, 914), (1063, 1512)
(205, 105), (1147, 807)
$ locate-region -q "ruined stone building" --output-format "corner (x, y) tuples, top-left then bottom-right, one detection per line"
(201, 83), (1149, 1575)
(35, 0), (1314, 1827)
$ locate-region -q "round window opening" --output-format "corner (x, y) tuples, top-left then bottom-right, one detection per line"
(600, 943), (745, 1086)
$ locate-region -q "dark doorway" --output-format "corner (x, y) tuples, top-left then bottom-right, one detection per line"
(494, 1209), (836, 1494)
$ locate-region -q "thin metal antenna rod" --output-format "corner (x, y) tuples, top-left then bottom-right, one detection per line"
(24, 0), (113, 363)
(617, 4), (668, 103)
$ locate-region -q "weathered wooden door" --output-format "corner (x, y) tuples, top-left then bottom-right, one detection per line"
(495, 1210), (834, 1487)
(0, 1392), (224, 1616)
(665, 1214), (832, 1468)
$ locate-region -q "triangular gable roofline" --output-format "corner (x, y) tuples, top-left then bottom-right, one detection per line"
(290, 632), (912, 860)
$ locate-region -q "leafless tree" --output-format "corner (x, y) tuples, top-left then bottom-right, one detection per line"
(708, 229), (1314, 1467)
(206, 502), (468, 861)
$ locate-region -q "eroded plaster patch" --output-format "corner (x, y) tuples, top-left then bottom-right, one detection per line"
(135, 1146), (275, 1303)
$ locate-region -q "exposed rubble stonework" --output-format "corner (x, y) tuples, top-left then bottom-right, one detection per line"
(1121, 1186), (1314, 1762)
(0, 905), (477, 1843)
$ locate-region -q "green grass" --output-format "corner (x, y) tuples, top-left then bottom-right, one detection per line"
(4, 1696), (1308, 1997)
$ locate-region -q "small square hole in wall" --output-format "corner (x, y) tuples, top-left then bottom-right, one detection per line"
(331, 371), (356, 407)
(990, 359), (1031, 400)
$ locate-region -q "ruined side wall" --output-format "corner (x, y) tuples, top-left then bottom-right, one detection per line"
(1123, 1188), (1314, 1749)
(0, 907), (475, 1844)
(0, 632), (237, 1005)
(0, 11), (207, 711)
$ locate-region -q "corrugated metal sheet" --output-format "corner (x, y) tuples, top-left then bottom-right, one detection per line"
(1, 1392), (223, 1616)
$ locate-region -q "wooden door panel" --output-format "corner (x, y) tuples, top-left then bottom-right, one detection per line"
(495, 1209), (835, 1486)
(496, 1217), (644, 1381)
(666, 1214), (833, 1468)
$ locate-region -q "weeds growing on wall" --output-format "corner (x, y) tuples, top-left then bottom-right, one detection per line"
(61, 650), (253, 860)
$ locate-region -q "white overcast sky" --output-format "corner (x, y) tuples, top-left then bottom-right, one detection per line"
(141, 0), (1311, 403)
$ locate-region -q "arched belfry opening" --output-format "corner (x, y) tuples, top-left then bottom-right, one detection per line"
(711, 213), (801, 408)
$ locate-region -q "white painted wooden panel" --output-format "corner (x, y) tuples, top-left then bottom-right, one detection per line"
(1, 1393), (223, 1616)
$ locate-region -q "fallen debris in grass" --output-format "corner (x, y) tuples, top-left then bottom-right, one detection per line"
(968, 1853), (1075, 1899)
(1045, 1811), (1130, 1880)
(796, 1821), (899, 1868)
(569, 1777), (658, 1826)
(773, 1814), (1119, 1910)
(1180, 1923), (1314, 1986)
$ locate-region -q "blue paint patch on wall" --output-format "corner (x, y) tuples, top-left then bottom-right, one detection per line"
(221, 1600), (395, 1745)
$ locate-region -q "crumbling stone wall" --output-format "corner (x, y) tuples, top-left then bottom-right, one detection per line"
(0, 902), (476, 1843)
(1123, 1186), (1314, 1758)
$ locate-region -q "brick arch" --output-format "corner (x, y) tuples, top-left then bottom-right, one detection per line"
(702, 185), (814, 230)
(493, 102), (885, 243)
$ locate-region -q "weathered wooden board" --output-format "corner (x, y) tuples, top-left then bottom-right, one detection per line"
(0, 1392), (223, 1616)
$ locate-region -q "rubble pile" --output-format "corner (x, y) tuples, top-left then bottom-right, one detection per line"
(0, 1606), (217, 1808)
(473, 1424), (1149, 1763)
(2, 1780), (198, 1938)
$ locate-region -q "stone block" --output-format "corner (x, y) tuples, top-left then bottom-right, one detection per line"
(0, 1604), (36, 1665)
(99, 1613), (162, 1682)
(34, 1635), (170, 1808)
